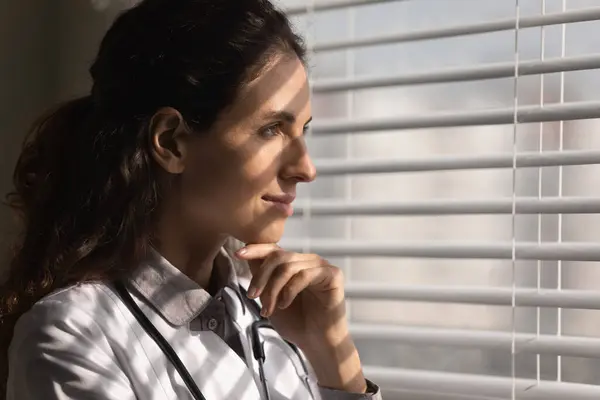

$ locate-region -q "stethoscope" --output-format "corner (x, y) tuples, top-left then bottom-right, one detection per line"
(113, 281), (313, 400)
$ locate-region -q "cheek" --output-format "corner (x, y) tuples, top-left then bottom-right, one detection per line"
(177, 139), (283, 235)
(179, 154), (239, 211)
(192, 140), (280, 198)
(241, 149), (280, 192)
(178, 151), (262, 214)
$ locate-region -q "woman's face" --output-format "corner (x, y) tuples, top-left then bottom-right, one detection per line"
(156, 54), (315, 245)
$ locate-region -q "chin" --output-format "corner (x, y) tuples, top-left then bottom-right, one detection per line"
(237, 219), (286, 244)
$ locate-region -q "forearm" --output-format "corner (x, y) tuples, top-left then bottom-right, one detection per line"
(301, 330), (367, 394)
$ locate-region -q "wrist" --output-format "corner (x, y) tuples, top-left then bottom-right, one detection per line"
(300, 330), (367, 394)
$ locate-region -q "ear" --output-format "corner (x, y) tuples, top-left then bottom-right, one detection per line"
(149, 107), (190, 174)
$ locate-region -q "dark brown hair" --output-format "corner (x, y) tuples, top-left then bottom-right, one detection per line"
(0, 0), (305, 393)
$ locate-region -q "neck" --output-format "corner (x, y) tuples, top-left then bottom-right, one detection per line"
(153, 214), (227, 289)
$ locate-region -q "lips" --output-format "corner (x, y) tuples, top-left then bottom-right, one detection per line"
(262, 193), (296, 216)
(262, 193), (296, 204)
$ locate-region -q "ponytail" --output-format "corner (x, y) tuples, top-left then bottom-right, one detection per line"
(0, 96), (95, 397)
(0, 89), (161, 396)
(7, 96), (94, 221)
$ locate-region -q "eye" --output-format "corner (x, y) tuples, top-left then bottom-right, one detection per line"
(302, 124), (311, 135)
(258, 123), (282, 139)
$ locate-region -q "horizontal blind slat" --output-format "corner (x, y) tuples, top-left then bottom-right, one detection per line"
(314, 149), (600, 175)
(311, 101), (600, 134)
(381, 388), (507, 400)
(281, 240), (600, 260)
(314, 6), (600, 51)
(284, 0), (401, 15)
(363, 366), (600, 399)
(294, 3), (600, 396)
(312, 54), (600, 92)
(345, 283), (600, 309)
(351, 324), (600, 358)
(292, 197), (600, 216)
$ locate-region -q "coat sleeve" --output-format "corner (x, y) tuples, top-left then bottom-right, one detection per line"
(6, 301), (136, 400)
(318, 380), (383, 400)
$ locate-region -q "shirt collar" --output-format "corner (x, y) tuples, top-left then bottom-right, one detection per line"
(129, 247), (243, 326)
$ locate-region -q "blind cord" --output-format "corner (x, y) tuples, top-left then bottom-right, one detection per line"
(511, 0), (521, 399)
(536, 0), (547, 385)
(557, 0), (567, 384)
(303, 0), (317, 256)
(343, 4), (357, 321)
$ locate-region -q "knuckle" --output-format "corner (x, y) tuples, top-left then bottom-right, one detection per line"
(320, 257), (331, 265)
(296, 268), (311, 281)
(274, 262), (297, 279)
(275, 248), (288, 258)
(281, 261), (297, 274)
(330, 265), (344, 280)
(268, 249), (288, 265)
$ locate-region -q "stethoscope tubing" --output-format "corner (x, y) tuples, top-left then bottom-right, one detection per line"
(114, 281), (312, 400)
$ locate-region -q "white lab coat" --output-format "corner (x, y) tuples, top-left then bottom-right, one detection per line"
(6, 249), (381, 400)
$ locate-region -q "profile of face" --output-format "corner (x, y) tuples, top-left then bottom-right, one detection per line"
(151, 54), (315, 245)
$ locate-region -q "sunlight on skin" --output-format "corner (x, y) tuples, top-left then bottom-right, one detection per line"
(177, 54), (313, 247)
(150, 54), (314, 286)
(151, 55), (367, 393)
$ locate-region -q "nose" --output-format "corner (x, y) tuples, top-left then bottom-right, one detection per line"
(281, 137), (316, 183)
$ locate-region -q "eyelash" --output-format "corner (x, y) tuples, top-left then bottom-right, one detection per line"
(259, 124), (282, 139)
(258, 123), (311, 139)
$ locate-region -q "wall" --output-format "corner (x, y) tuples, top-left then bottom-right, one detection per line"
(0, 1), (120, 262)
(0, 0), (55, 247)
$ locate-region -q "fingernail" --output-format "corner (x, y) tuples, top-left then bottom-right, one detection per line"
(260, 307), (268, 317)
(235, 248), (247, 257)
(247, 287), (257, 299)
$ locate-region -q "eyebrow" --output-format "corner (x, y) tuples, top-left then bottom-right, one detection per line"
(263, 111), (312, 126)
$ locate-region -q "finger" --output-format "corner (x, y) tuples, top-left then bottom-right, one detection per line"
(235, 243), (280, 261)
(235, 244), (282, 276)
(259, 261), (302, 317)
(248, 251), (315, 298)
(277, 265), (344, 312)
(276, 267), (330, 311)
(259, 259), (322, 317)
(247, 250), (292, 297)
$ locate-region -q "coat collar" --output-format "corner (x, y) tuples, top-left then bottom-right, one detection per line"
(129, 247), (244, 326)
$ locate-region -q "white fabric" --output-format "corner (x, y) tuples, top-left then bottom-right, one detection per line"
(6, 250), (382, 400)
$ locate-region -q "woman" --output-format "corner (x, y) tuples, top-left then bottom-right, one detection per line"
(0, 0), (382, 399)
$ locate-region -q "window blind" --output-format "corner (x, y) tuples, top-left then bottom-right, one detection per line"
(281, 0), (600, 399)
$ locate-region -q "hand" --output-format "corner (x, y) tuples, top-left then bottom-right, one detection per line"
(235, 244), (368, 394)
(235, 243), (347, 345)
